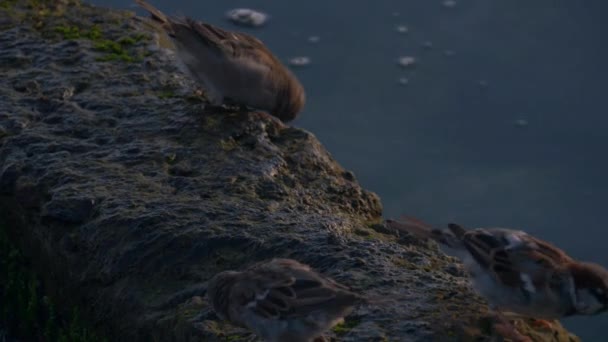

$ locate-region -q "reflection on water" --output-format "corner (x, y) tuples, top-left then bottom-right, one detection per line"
(92, 0), (608, 339)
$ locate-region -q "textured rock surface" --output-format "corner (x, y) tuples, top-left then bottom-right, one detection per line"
(0, 1), (579, 341)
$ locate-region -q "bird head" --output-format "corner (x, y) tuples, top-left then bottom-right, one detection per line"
(570, 262), (608, 315)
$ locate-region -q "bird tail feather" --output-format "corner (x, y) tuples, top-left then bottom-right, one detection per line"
(385, 215), (441, 239)
(385, 215), (463, 249)
(135, 0), (170, 24)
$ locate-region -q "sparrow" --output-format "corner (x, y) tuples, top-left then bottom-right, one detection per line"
(206, 258), (365, 342)
(386, 217), (608, 319)
(134, 0), (306, 122)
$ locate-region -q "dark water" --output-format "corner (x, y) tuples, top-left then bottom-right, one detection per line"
(93, 0), (608, 339)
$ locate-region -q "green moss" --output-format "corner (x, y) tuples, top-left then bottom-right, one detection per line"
(392, 257), (417, 270)
(54, 25), (81, 39)
(93, 40), (122, 54)
(53, 24), (99, 40)
(0, 222), (107, 341)
(117, 36), (137, 45)
(203, 115), (221, 130)
(332, 318), (361, 336)
(117, 33), (148, 46)
(50, 20), (146, 63)
(85, 24), (102, 40)
(95, 52), (136, 63)
(93, 38), (142, 63)
(354, 225), (395, 242)
(219, 138), (239, 151)
(157, 90), (176, 99)
(164, 153), (177, 164)
(25, 0), (48, 10)
(0, 0), (18, 9)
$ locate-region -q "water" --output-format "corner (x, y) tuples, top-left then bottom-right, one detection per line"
(92, 0), (608, 339)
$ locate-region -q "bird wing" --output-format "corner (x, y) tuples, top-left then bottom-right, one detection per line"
(385, 216), (436, 240)
(136, 1), (273, 61)
(186, 19), (272, 60)
(461, 228), (573, 291)
(238, 260), (360, 320)
(386, 216), (464, 249)
(135, 0), (170, 24)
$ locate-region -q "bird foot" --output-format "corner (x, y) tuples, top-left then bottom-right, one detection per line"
(201, 104), (233, 115)
(491, 312), (532, 342)
(529, 318), (553, 330)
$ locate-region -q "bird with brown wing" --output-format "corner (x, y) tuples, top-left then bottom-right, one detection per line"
(207, 258), (367, 342)
(387, 216), (608, 342)
(135, 0), (305, 122)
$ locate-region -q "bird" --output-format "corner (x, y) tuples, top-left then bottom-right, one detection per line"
(386, 216), (608, 340)
(134, 0), (305, 122)
(206, 258), (366, 342)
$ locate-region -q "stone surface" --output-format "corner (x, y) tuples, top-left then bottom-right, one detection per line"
(0, 1), (579, 341)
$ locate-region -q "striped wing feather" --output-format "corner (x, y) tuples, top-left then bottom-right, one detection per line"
(462, 229), (572, 289)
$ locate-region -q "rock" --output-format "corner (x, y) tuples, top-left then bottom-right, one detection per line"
(0, 1), (579, 342)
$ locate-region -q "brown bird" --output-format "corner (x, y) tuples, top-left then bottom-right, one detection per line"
(134, 0), (305, 122)
(387, 216), (608, 341)
(206, 258), (366, 342)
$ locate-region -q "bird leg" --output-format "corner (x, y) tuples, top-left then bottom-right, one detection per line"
(491, 311), (533, 342)
(224, 100), (253, 115)
(202, 103), (233, 115)
(528, 318), (553, 330)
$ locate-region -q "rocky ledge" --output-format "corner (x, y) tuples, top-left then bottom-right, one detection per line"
(0, 1), (578, 341)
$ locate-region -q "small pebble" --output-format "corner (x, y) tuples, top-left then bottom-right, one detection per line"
(442, 0), (457, 8)
(398, 77), (409, 86)
(477, 80), (488, 88)
(397, 56), (416, 68)
(225, 8), (268, 27)
(61, 87), (75, 100)
(392, 11), (400, 17)
(395, 25), (409, 34)
(443, 49), (455, 57)
(288, 56), (311, 67)
(307, 36), (320, 43)
(422, 41), (433, 49)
